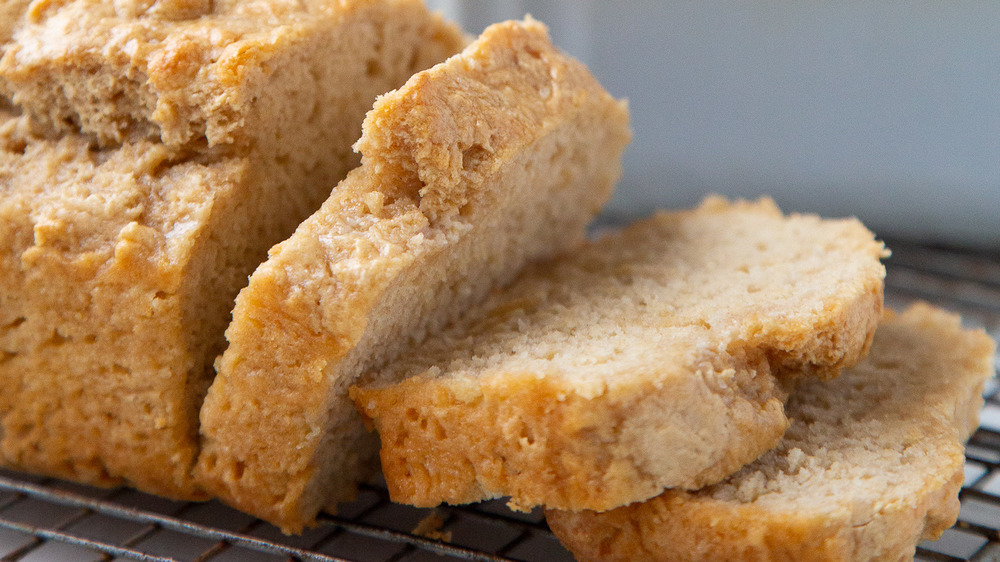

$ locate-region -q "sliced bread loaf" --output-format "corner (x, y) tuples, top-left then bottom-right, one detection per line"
(350, 197), (887, 513)
(546, 303), (996, 562)
(0, 0), (463, 499)
(196, 18), (631, 533)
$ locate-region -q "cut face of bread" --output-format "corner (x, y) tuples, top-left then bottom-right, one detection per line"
(546, 303), (996, 562)
(350, 197), (888, 513)
(195, 18), (631, 534)
(0, 1), (464, 499)
(0, 116), (247, 498)
(1, 0), (466, 151)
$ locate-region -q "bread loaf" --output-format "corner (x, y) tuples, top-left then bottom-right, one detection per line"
(0, 0), (464, 499)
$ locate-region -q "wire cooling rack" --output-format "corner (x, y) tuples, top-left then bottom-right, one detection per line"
(0, 239), (998, 562)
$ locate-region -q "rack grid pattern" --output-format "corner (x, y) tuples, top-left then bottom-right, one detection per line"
(1, 239), (998, 562)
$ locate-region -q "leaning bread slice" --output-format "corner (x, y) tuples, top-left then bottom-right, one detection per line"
(350, 197), (887, 513)
(196, 18), (631, 534)
(547, 303), (995, 562)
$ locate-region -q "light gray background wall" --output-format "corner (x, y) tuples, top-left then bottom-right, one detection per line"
(427, 1), (1000, 248)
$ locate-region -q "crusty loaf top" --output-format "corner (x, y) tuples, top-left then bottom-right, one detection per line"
(0, 0), (464, 147)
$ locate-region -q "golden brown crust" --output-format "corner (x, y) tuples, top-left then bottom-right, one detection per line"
(547, 304), (995, 562)
(351, 197), (888, 512)
(767, 272), (885, 381)
(196, 18), (631, 533)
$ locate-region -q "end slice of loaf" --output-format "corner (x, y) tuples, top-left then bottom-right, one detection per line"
(0, 1), (463, 499)
(350, 197), (888, 513)
(195, 18), (631, 534)
(546, 303), (996, 562)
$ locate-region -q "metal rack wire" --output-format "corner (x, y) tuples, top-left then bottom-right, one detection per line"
(0, 239), (998, 562)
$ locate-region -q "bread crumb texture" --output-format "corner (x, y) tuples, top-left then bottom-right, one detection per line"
(195, 18), (630, 533)
(1, 0), (465, 149)
(0, 0), (464, 499)
(546, 303), (996, 562)
(351, 197), (888, 512)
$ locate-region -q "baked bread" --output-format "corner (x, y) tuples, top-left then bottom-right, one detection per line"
(546, 303), (995, 562)
(2, 0), (464, 151)
(196, 18), (631, 533)
(350, 197), (887, 513)
(0, 0), (463, 499)
(1, 0), (464, 217)
(0, 1), (28, 53)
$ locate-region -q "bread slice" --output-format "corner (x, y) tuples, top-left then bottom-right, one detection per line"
(0, 1), (463, 499)
(546, 303), (996, 562)
(350, 197), (887, 513)
(195, 18), (631, 534)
